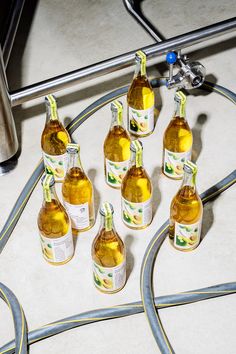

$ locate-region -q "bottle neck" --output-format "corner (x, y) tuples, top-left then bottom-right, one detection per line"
(181, 172), (196, 191)
(67, 152), (83, 171)
(130, 149), (143, 168)
(100, 213), (114, 232)
(45, 102), (59, 122)
(134, 59), (146, 77)
(43, 184), (59, 205)
(110, 110), (124, 129)
(174, 99), (186, 119)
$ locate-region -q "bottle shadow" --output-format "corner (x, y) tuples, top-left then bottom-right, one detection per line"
(201, 202), (214, 242)
(124, 234), (135, 281)
(151, 166), (162, 217)
(191, 113), (208, 163)
(191, 113), (214, 243)
(87, 168), (100, 219)
(73, 234), (79, 250)
(154, 85), (162, 128)
(64, 116), (73, 127)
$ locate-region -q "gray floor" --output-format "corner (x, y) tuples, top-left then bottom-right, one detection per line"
(0, 1), (236, 353)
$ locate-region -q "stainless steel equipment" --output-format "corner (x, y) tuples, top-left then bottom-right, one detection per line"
(0, 1), (235, 165)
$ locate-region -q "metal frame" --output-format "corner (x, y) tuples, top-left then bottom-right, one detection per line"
(123, 0), (208, 90)
(0, 1), (236, 164)
(0, 48), (18, 163)
(123, 0), (164, 42)
(0, 0), (25, 165)
(10, 18), (236, 107)
(2, 0), (26, 67)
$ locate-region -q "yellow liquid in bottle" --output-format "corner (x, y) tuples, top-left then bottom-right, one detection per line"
(104, 125), (131, 188)
(127, 75), (155, 136)
(41, 120), (71, 181)
(41, 120), (70, 155)
(92, 228), (125, 293)
(121, 166), (152, 229)
(169, 186), (203, 251)
(163, 116), (193, 179)
(62, 167), (94, 234)
(37, 199), (73, 265)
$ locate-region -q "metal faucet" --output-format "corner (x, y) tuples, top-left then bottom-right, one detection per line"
(166, 51), (206, 90)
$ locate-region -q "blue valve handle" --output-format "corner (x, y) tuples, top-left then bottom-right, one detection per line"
(166, 51), (177, 64)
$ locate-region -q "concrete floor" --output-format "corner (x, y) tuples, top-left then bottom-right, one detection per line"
(0, 0), (236, 353)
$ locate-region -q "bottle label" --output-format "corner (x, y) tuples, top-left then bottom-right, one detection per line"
(174, 220), (202, 249)
(122, 197), (152, 228)
(105, 158), (129, 187)
(43, 152), (68, 181)
(128, 106), (154, 136)
(93, 260), (126, 292)
(163, 148), (192, 179)
(64, 201), (90, 230)
(39, 231), (74, 263)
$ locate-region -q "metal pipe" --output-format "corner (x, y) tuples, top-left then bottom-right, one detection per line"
(0, 49), (18, 162)
(123, 0), (165, 42)
(2, 0), (26, 67)
(10, 17), (236, 107)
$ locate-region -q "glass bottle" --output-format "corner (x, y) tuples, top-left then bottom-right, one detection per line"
(62, 143), (95, 235)
(37, 173), (74, 265)
(121, 140), (152, 229)
(163, 90), (193, 179)
(92, 202), (126, 294)
(127, 50), (155, 137)
(169, 160), (203, 251)
(104, 100), (131, 188)
(41, 94), (71, 182)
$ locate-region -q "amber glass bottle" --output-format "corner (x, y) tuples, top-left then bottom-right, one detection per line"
(104, 100), (131, 188)
(163, 90), (193, 179)
(41, 94), (70, 182)
(37, 173), (74, 265)
(92, 202), (126, 294)
(169, 160), (203, 251)
(62, 143), (95, 235)
(127, 50), (155, 137)
(121, 140), (152, 229)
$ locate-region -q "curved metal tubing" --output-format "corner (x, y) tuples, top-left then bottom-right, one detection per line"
(140, 171), (236, 353)
(0, 79), (236, 353)
(123, 0), (165, 42)
(139, 81), (236, 353)
(1, 282), (236, 354)
(0, 282), (27, 354)
(10, 17), (236, 107)
(1, 8), (235, 164)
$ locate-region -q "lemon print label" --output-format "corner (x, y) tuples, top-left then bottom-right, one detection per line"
(122, 197), (152, 228)
(128, 106), (154, 136)
(64, 201), (89, 230)
(93, 260), (126, 293)
(174, 221), (202, 250)
(164, 149), (191, 179)
(39, 231), (74, 263)
(105, 158), (129, 187)
(43, 152), (68, 182)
